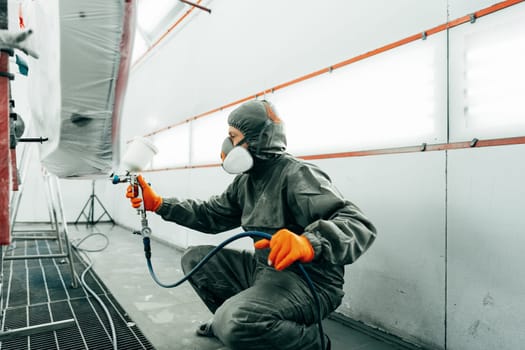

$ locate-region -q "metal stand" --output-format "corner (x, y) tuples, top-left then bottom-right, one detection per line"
(1, 172), (78, 340)
(6, 172), (78, 289)
(74, 180), (114, 226)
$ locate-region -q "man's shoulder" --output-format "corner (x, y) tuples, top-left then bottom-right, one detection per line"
(278, 155), (326, 182)
(281, 154), (323, 173)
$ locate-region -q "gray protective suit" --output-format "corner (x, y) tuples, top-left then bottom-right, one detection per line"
(155, 100), (377, 350)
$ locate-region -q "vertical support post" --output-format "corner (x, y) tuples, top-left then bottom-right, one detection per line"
(89, 180), (95, 225)
(51, 175), (78, 288)
(43, 171), (63, 251)
(0, 0), (11, 246)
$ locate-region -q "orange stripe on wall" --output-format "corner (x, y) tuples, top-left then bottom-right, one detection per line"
(144, 136), (525, 172)
(139, 0), (524, 140)
(301, 136), (525, 161)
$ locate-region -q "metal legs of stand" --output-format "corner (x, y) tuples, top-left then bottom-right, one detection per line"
(0, 173), (78, 341)
(6, 173), (78, 288)
(75, 180), (114, 226)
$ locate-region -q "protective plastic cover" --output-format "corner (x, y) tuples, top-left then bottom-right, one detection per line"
(24, 0), (135, 178)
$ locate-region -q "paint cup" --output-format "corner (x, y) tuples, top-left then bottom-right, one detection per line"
(121, 137), (158, 171)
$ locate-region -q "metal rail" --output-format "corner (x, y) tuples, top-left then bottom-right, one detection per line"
(0, 319), (76, 341)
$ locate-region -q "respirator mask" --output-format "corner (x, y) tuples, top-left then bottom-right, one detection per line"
(221, 137), (253, 174)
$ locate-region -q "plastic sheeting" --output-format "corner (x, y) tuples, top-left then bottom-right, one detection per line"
(24, 0), (135, 178)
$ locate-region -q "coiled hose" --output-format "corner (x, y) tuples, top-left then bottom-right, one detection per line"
(143, 231), (326, 350)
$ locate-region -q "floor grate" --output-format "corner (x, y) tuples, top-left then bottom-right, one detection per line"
(1, 235), (155, 350)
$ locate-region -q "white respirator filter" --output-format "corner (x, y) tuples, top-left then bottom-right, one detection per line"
(221, 137), (253, 174)
(222, 146), (253, 174)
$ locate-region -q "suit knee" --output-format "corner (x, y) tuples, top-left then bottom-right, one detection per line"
(213, 298), (276, 349)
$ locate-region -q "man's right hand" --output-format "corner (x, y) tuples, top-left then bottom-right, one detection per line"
(125, 174), (163, 212)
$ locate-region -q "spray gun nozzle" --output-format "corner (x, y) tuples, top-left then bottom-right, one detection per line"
(111, 173), (133, 184)
(112, 174), (123, 184)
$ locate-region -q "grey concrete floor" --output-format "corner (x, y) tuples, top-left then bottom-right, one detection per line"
(69, 223), (408, 350)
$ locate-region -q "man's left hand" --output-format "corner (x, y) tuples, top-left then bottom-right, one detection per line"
(254, 229), (314, 271)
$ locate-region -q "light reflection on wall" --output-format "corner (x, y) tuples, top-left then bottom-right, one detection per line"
(151, 123), (190, 169)
(190, 108), (232, 165)
(450, 5), (525, 141)
(142, 7), (525, 168)
(465, 36), (525, 127)
(272, 34), (444, 155)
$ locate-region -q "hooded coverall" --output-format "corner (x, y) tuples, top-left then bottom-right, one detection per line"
(155, 100), (377, 350)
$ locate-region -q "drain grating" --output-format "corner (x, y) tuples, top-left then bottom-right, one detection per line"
(1, 237), (155, 350)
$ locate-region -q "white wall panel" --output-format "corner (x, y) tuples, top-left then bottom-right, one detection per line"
(150, 124), (191, 169)
(447, 145), (525, 350)
(313, 152), (446, 349)
(190, 108), (232, 165)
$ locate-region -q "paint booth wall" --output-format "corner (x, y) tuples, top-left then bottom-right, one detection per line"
(109, 1), (525, 349)
(14, 1), (525, 349)
(115, 1), (525, 349)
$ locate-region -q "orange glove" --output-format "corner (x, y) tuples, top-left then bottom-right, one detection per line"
(254, 229), (314, 271)
(125, 174), (163, 212)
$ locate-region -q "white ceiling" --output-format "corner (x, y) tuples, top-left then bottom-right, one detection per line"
(132, 0), (187, 62)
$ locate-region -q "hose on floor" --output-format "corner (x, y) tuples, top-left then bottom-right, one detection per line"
(71, 232), (117, 350)
(143, 231), (326, 350)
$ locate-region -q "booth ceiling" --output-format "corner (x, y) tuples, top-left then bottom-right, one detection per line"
(132, 0), (186, 62)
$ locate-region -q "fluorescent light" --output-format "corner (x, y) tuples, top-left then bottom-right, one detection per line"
(271, 35), (442, 155)
(461, 17), (525, 131)
(147, 31), (446, 163)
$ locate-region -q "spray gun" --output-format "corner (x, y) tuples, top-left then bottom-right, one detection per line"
(112, 172), (152, 237)
(111, 137), (158, 239)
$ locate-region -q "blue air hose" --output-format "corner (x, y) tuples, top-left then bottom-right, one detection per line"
(142, 231), (326, 350)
